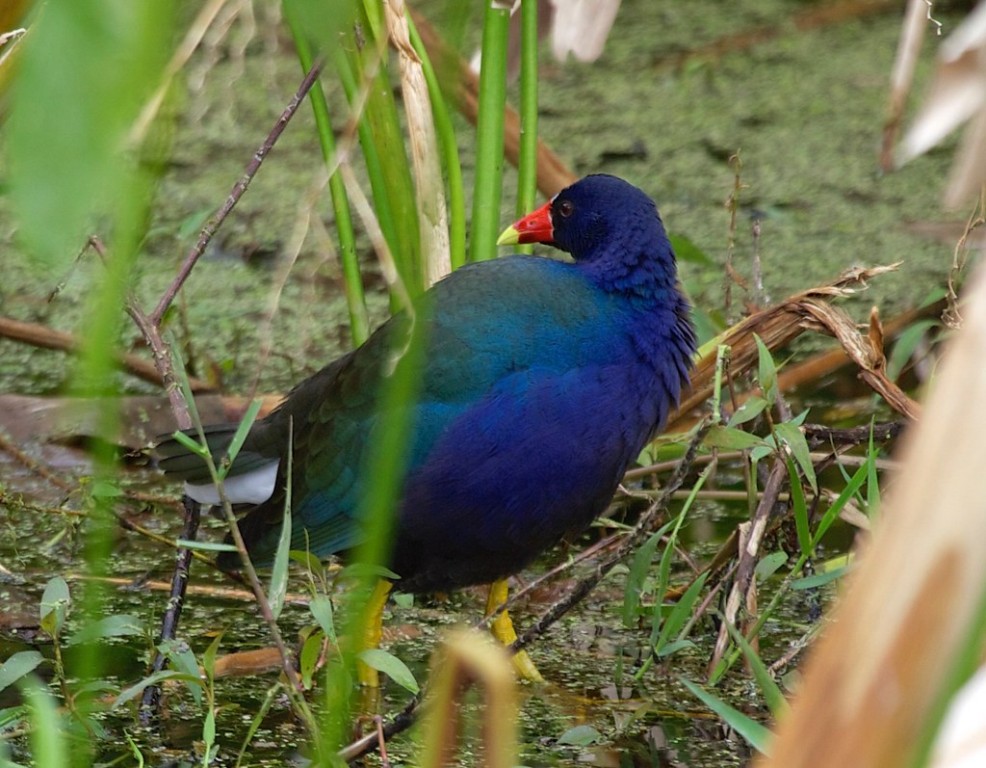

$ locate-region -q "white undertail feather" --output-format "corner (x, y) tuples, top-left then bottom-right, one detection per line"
(184, 461), (279, 505)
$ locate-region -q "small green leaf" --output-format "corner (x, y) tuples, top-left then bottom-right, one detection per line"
(704, 425), (767, 451)
(91, 480), (122, 498)
(171, 429), (208, 456)
(754, 551), (789, 581)
(219, 399), (263, 479)
(300, 630), (324, 689)
(269, 497), (292, 621)
(357, 649), (419, 694)
(160, 640), (203, 705)
(728, 396), (768, 427)
(392, 592), (414, 609)
(0, 652), (45, 695)
(754, 335), (778, 404)
(623, 530), (663, 626)
(785, 457), (812, 559)
(40, 577), (70, 638)
(203, 707), (216, 747)
(309, 595), (336, 643)
(654, 572), (708, 655)
(723, 623), (787, 716)
(339, 563), (401, 581)
(201, 633), (224, 680)
(811, 462), (869, 549)
(776, 422), (817, 493)
(886, 319), (937, 381)
(113, 671), (200, 708)
(175, 539), (238, 552)
(669, 234), (715, 266)
(556, 724), (604, 746)
(791, 566), (848, 590)
(655, 638), (696, 658)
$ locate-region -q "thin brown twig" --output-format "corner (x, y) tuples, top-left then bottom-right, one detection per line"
(148, 61), (323, 327)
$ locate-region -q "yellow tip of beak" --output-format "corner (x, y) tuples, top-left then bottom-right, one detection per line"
(496, 225), (520, 247)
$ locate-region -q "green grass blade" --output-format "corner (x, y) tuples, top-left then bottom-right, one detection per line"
(283, 0), (369, 345)
(785, 456), (812, 558)
(218, 399), (262, 480)
(723, 621), (788, 716)
(20, 678), (68, 767)
(680, 678), (773, 754)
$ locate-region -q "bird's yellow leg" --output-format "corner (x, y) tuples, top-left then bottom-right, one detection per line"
(485, 578), (544, 682)
(356, 580), (393, 687)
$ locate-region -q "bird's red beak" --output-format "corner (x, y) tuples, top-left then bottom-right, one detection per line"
(497, 201), (554, 246)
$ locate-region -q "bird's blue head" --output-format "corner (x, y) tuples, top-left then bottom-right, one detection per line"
(498, 174), (678, 295)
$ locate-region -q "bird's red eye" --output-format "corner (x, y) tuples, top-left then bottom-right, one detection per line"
(557, 199), (574, 218)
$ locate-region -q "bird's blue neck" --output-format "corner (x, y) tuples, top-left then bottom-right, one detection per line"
(575, 231), (680, 304)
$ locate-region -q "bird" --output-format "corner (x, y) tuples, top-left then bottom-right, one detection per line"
(155, 174), (696, 684)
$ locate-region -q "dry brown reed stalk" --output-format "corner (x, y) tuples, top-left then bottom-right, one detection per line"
(0, 315), (213, 392)
(755, 262), (986, 767)
(385, 0), (450, 288)
(668, 263), (918, 428)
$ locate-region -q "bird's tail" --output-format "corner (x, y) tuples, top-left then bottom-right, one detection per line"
(153, 424), (241, 484)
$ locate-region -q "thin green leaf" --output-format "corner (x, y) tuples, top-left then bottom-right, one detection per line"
(0, 652), (44, 695)
(811, 462), (869, 549)
(40, 576), (70, 637)
(704, 425), (768, 451)
(309, 595), (337, 644)
(680, 678), (772, 754)
(655, 638), (696, 657)
(669, 234), (715, 266)
(867, 423), (881, 519)
(785, 457), (812, 558)
(20, 678), (67, 768)
(723, 622), (787, 716)
(754, 551), (789, 581)
(175, 539), (238, 552)
(557, 724), (604, 746)
(113, 670), (201, 707)
(203, 707), (216, 751)
(776, 421), (817, 493)
(886, 319), (937, 381)
(654, 573), (708, 655)
(791, 565), (848, 590)
(623, 530), (664, 626)
(357, 649), (419, 694)
(754, 334), (778, 404)
(728, 396), (769, 427)
(170, 429), (208, 457)
(269, 423), (293, 621)
(219, 399), (263, 480)
(300, 630), (324, 689)
(202, 633), (224, 681)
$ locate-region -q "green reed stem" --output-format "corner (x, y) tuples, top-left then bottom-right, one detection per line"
(515, 0), (539, 254)
(469, 1), (510, 263)
(284, 0), (369, 346)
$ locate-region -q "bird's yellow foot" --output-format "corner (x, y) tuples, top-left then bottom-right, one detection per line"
(485, 579), (544, 683)
(356, 580), (393, 687)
